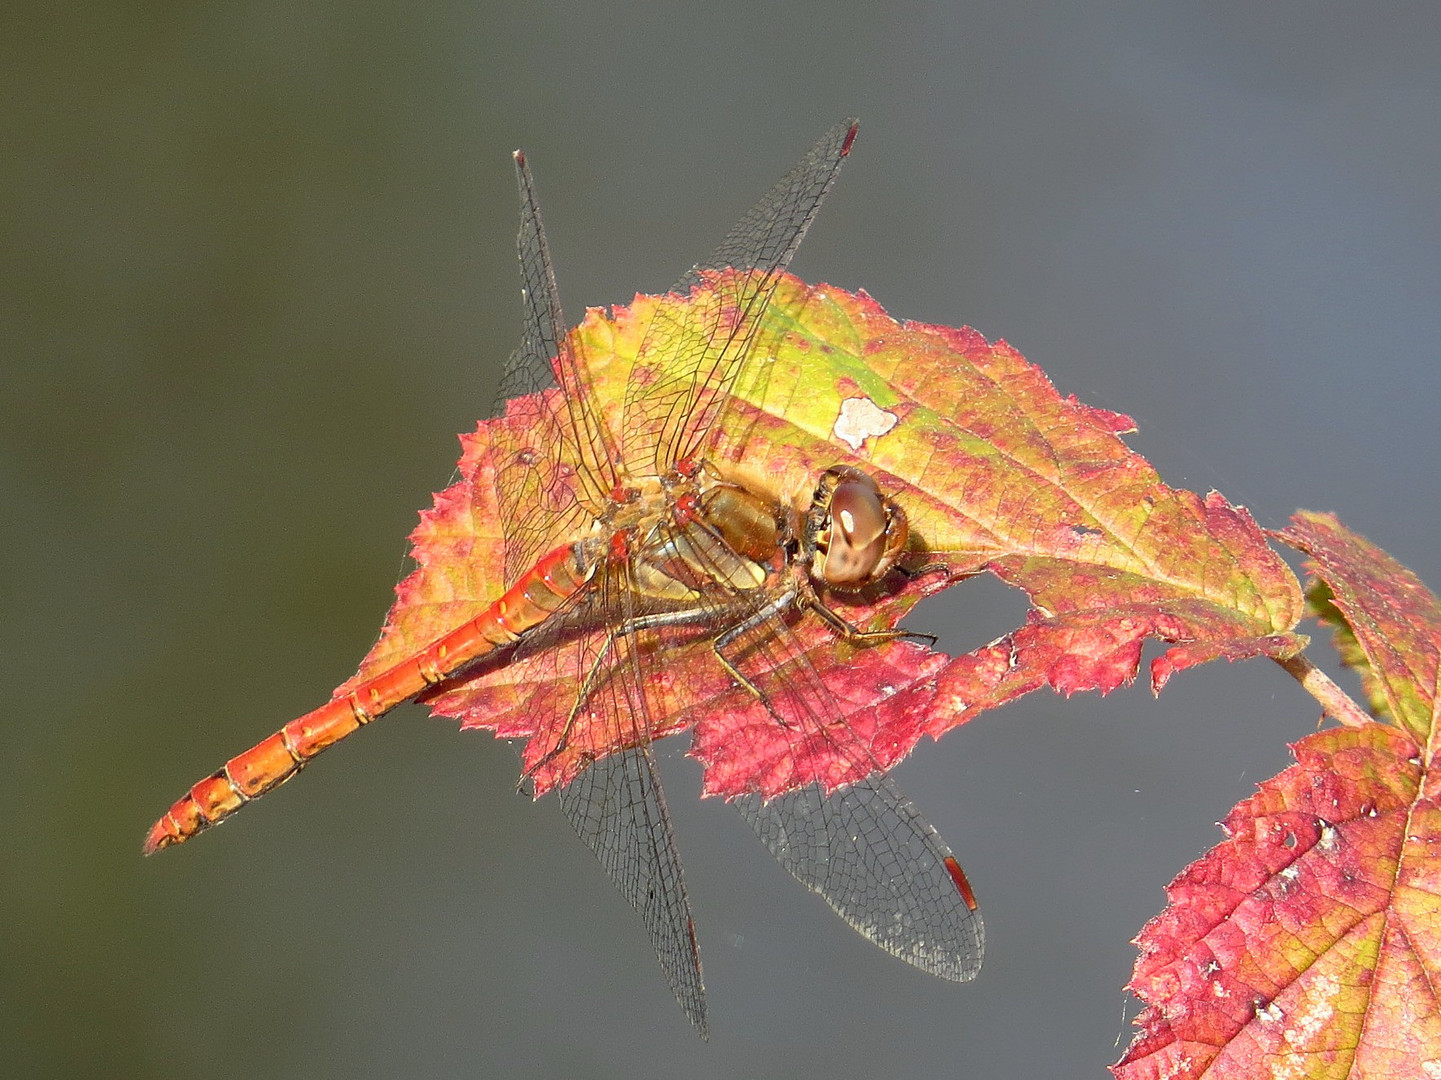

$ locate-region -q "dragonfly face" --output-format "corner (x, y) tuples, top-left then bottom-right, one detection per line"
(805, 466), (911, 591)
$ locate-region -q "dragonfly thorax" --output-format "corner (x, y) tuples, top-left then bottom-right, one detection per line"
(692, 479), (786, 568)
(616, 471), (782, 600)
(804, 466), (910, 591)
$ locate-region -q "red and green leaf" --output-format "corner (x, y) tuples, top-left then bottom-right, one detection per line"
(1285, 512), (1441, 746)
(1116, 513), (1441, 1079)
(336, 274), (1304, 795)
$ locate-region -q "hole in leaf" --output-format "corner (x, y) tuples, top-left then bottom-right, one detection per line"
(903, 572), (1031, 657)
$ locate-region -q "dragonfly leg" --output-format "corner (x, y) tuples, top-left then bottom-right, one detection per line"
(897, 559), (952, 580)
(519, 604), (735, 792)
(711, 590), (799, 708)
(517, 631), (616, 792)
(712, 648), (764, 703)
(707, 584), (928, 718)
(803, 592), (938, 649)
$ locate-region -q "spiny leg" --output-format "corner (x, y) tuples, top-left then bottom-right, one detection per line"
(710, 581), (942, 714)
(802, 593), (938, 649)
(518, 630), (616, 792)
(711, 590), (798, 705)
(518, 604), (736, 791)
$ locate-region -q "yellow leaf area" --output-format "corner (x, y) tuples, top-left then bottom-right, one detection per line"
(1289, 513), (1441, 748)
(698, 274), (1306, 732)
(337, 272), (1304, 775)
(1118, 514), (1441, 1079)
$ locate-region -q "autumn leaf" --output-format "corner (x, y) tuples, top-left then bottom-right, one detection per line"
(334, 272), (1304, 798)
(1286, 512), (1440, 747)
(1115, 513), (1441, 1079)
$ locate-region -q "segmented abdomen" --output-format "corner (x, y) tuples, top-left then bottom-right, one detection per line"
(143, 541), (592, 853)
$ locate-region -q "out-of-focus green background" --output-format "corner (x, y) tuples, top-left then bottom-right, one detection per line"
(5, 3), (1438, 1077)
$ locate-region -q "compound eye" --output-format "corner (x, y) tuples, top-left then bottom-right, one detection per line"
(822, 477), (890, 587)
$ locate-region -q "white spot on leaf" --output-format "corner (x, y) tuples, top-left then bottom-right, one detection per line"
(1283, 973), (1337, 1049)
(833, 396), (898, 451)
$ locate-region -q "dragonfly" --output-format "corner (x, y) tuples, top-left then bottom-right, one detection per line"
(145, 120), (984, 1036)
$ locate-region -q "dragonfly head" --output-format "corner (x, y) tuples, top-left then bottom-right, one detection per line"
(806, 466), (909, 591)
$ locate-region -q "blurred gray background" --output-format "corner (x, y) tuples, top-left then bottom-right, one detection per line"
(5, 3), (1438, 1077)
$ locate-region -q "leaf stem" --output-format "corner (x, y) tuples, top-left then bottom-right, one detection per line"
(1273, 654), (1371, 729)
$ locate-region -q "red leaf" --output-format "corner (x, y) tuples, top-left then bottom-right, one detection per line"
(1281, 511), (1441, 745)
(337, 276), (1305, 796)
(1118, 514), (1441, 1079)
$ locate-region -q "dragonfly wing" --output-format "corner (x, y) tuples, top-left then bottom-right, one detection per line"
(620, 119), (859, 477)
(680, 119), (858, 287)
(498, 556), (709, 1036)
(493, 152), (565, 406)
(732, 775), (983, 982)
(709, 580), (985, 982)
(559, 747), (707, 1037)
(493, 151), (619, 581)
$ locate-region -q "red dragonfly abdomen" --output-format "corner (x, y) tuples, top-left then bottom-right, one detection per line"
(143, 541), (594, 853)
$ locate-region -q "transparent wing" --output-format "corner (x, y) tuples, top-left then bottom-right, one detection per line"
(483, 153), (720, 1030)
(733, 777), (983, 982)
(619, 119), (859, 477)
(725, 613), (984, 981)
(488, 556), (710, 1037)
(559, 747), (706, 1036)
(491, 150), (620, 582)
(675, 529), (983, 980)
